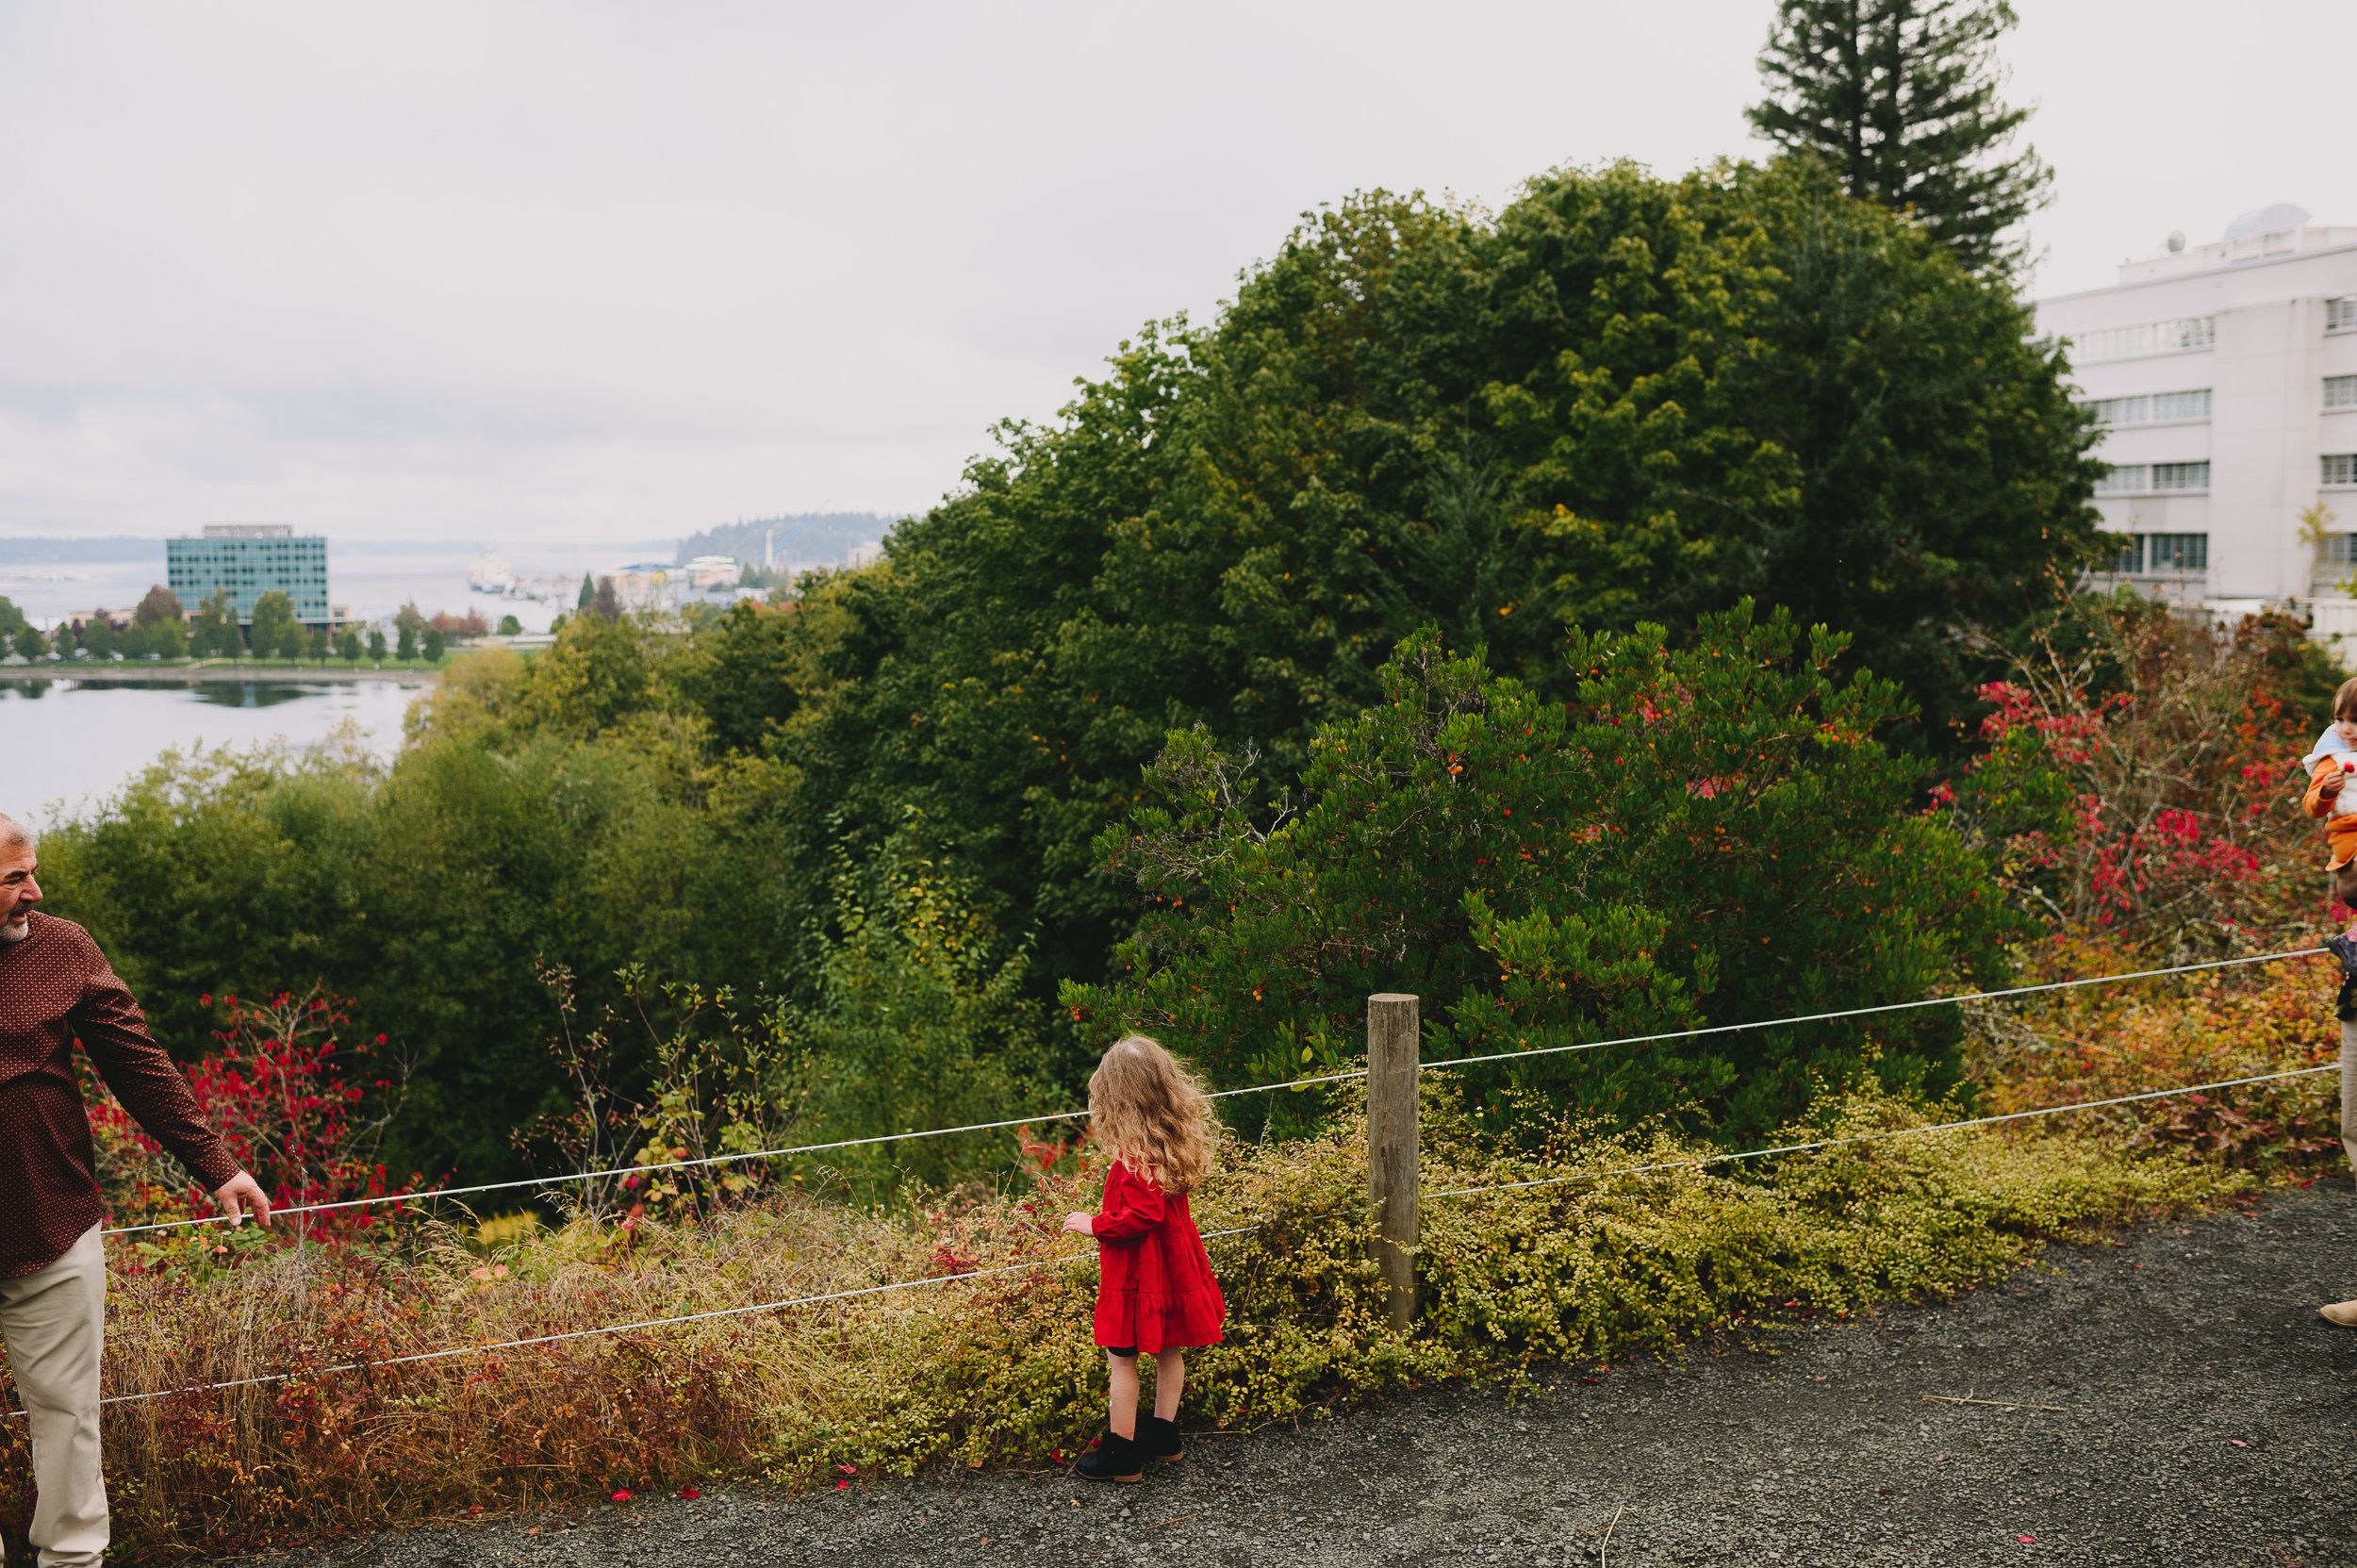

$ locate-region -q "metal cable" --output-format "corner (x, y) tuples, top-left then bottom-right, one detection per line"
(61, 1228), (1261, 1412)
(61, 1060), (2340, 1413)
(103, 945), (2330, 1240)
(1424, 1065), (2340, 1201)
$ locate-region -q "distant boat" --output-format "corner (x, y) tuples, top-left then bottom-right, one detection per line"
(467, 553), (513, 594)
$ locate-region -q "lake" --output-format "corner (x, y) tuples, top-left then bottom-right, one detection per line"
(1, 676), (431, 827)
(0, 537), (651, 828)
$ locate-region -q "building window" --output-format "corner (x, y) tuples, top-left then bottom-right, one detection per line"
(2329, 375), (2357, 410)
(2327, 454), (2357, 487)
(2084, 388), (2212, 425)
(2096, 461), (2210, 494)
(2325, 535), (2357, 567)
(2074, 316), (2217, 364)
(2106, 533), (2209, 575)
(2331, 298), (2357, 333)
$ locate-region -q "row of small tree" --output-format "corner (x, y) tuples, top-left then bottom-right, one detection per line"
(0, 583), (517, 664)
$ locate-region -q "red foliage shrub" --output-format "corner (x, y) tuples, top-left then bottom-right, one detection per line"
(87, 985), (410, 1242)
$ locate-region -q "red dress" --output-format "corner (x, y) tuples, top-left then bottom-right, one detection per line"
(1091, 1160), (1226, 1354)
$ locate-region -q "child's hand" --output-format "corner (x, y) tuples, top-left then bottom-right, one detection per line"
(1061, 1211), (1095, 1236)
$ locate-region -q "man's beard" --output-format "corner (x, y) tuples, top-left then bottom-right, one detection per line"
(0, 915), (27, 942)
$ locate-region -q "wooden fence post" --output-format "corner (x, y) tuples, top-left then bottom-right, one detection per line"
(1366, 991), (1421, 1331)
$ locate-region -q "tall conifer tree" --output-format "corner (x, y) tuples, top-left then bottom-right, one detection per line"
(1749, 0), (2051, 270)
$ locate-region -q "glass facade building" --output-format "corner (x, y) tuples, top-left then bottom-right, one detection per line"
(166, 525), (331, 625)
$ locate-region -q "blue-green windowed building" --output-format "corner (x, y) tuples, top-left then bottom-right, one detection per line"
(166, 525), (331, 625)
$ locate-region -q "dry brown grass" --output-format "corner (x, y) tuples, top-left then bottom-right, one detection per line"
(0, 1069), (2303, 1565)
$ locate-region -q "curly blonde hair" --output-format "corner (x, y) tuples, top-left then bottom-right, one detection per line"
(1088, 1034), (1217, 1195)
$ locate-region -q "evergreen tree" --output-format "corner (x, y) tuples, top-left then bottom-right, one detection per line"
(368, 628), (388, 662)
(1748, 0), (2050, 269)
(577, 571), (596, 610)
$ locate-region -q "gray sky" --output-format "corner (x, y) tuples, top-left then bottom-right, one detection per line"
(1, 1), (2349, 545)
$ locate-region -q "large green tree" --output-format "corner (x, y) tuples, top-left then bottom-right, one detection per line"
(766, 159), (2097, 994)
(1749, 0), (2051, 270)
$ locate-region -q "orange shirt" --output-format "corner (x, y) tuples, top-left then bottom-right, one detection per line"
(2302, 757), (2357, 870)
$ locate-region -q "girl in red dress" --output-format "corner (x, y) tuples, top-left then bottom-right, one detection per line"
(1060, 1033), (1226, 1482)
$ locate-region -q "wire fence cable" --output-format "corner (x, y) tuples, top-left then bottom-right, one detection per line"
(61, 1064), (2339, 1414)
(100, 945), (2330, 1241)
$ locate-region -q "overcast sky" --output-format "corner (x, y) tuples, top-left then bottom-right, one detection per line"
(1, 1), (2349, 546)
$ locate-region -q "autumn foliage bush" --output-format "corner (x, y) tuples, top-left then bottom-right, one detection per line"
(1944, 598), (2343, 955)
(85, 986), (411, 1249)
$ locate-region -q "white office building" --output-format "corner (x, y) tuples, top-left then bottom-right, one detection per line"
(2033, 205), (2357, 638)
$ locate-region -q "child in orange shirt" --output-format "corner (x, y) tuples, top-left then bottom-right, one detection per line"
(2301, 678), (2357, 970)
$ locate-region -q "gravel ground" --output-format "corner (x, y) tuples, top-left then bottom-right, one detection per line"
(242, 1187), (2357, 1568)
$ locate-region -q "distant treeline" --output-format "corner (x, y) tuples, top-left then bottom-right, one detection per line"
(676, 514), (892, 569)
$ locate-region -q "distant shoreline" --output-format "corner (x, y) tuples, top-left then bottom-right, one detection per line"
(0, 662), (444, 686)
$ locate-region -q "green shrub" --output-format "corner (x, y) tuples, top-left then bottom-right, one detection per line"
(1070, 609), (2023, 1141)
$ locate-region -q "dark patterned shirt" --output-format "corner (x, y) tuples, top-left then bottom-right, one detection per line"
(0, 912), (239, 1276)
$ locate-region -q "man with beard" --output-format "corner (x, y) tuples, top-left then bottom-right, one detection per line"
(0, 813), (269, 1565)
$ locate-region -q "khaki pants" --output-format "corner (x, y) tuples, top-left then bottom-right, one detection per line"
(2346, 1019), (2357, 1175)
(0, 1226), (107, 1566)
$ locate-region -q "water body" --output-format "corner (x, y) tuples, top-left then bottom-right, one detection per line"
(0, 677), (429, 827)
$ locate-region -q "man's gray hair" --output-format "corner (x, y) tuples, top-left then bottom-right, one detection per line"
(0, 814), (32, 850)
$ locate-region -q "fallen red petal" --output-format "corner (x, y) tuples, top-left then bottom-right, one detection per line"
(678, 1487), (701, 1499)
(2018, 1534), (2035, 1544)
(834, 1479), (850, 1492)
(2229, 1439), (2250, 1448)
(610, 1490), (632, 1503)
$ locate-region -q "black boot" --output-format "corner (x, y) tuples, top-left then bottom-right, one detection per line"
(1140, 1413), (1185, 1463)
(1075, 1428), (1145, 1483)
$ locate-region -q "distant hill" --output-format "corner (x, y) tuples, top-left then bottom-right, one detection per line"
(676, 514), (893, 569)
(0, 536), (165, 564)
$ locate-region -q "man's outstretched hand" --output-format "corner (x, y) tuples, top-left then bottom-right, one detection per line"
(211, 1171), (272, 1228)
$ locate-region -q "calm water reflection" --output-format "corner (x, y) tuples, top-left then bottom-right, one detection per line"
(0, 676), (429, 825)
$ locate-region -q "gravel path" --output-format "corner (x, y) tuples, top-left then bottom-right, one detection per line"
(245, 1187), (2357, 1567)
